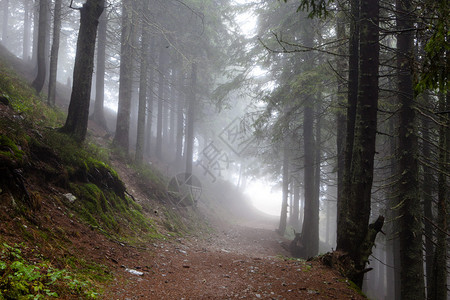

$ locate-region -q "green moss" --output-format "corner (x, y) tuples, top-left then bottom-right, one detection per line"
(0, 134), (25, 164)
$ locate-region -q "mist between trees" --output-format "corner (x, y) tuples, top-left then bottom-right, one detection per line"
(1, 0), (448, 299)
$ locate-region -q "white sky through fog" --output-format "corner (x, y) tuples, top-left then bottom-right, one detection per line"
(232, 1), (282, 216)
(245, 179), (282, 216)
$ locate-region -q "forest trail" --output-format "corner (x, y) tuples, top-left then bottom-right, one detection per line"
(102, 223), (365, 299)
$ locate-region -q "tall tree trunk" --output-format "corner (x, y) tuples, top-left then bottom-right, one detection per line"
(60, 0), (104, 142)
(185, 63), (197, 176)
(292, 178), (300, 231)
(91, 8), (107, 129)
(336, 0), (359, 248)
(430, 90), (448, 300)
(336, 0), (380, 288)
(175, 71), (185, 167)
(31, 1), (38, 67)
(301, 98), (316, 258)
(135, 1), (150, 164)
(145, 39), (156, 157)
(169, 69), (177, 150)
(396, 0), (425, 298)
(31, 0), (49, 93)
(421, 95), (435, 297)
(335, 6), (347, 233)
(23, 0), (31, 61)
(278, 132), (290, 236)
(114, 0), (135, 152)
(300, 20), (318, 259)
(155, 43), (167, 159)
(47, 0), (62, 106)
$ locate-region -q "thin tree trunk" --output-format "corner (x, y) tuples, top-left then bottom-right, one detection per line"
(335, 6), (347, 233)
(60, 0), (104, 142)
(135, 1), (150, 164)
(31, 0), (49, 93)
(114, 0), (135, 152)
(145, 38), (155, 157)
(175, 70), (185, 167)
(23, 0), (31, 61)
(278, 134), (290, 236)
(47, 0), (62, 106)
(155, 43), (167, 160)
(292, 179), (300, 231)
(91, 8), (107, 129)
(185, 63), (197, 177)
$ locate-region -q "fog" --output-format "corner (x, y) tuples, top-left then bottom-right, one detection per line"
(1, 0), (448, 299)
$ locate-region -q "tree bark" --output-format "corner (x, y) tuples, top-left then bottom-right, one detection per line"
(31, 0), (49, 93)
(336, 0), (359, 249)
(60, 0), (104, 142)
(91, 7), (107, 129)
(336, 0), (380, 288)
(396, 0), (425, 298)
(114, 0), (135, 152)
(135, 1), (150, 164)
(421, 95), (435, 297)
(430, 91), (448, 300)
(47, 0), (62, 106)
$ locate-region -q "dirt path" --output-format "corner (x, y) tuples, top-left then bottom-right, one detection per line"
(103, 224), (364, 299)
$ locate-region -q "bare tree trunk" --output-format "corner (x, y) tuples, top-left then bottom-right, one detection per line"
(335, 6), (347, 233)
(23, 0), (31, 61)
(155, 43), (167, 160)
(336, 0), (381, 288)
(278, 134), (290, 236)
(337, 0), (359, 249)
(430, 91), (448, 300)
(421, 95), (435, 297)
(396, 0), (425, 297)
(114, 0), (135, 152)
(60, 0), (104, 142)
(47, 0), (62, 106)
(175, 71), (185, 167)
(91, 8), (107, 129)
(185, 63), (197, 176)
(145, 39), (156, 157)
(135, 0), (150, 164)
(31, 0), (49, 93)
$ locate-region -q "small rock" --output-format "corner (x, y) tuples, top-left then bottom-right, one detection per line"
(63, 193), (76, 203)
(125, 268), (144, 276)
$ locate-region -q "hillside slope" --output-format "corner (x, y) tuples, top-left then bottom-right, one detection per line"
(0, 49), (366, 299)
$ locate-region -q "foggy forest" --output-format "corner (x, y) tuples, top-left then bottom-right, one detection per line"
(0, 0), (448, 299)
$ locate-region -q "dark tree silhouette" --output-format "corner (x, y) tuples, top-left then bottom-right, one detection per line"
(31, 0), (49, 93)
(60, 0), (105, 142)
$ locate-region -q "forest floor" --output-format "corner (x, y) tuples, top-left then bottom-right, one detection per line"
(0, 44), (366, 299)
(101, 222), (366, 299)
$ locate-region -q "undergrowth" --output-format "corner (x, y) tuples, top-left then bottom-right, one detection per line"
(0, 243), (99, 299)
